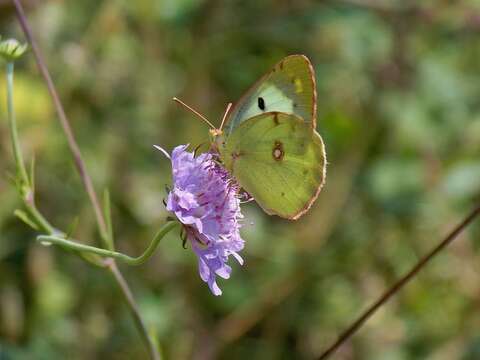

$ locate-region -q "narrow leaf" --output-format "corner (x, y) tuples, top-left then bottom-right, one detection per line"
(66, 216), (79, 239)
(103, 188), (114, 250)
(14, 209), (39, 230)
(29, 155), (35, 189)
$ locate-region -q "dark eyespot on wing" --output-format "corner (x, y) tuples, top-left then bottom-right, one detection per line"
(258, 97), (266, 111)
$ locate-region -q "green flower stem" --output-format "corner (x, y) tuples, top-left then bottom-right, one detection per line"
(13, 0), (108, 244)
(37, 221), (180, 265)
(12, 2), (163, 358)
(105, 259), (160, 360)
(6, 58), (100, 268)
(6, 62), (28, 184)
(5, 61), (56, 235)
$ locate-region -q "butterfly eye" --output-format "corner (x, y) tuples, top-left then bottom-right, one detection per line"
(258, 97), (266, 111)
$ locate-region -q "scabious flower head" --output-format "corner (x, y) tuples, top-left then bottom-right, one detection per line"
(159, 144), (244, 296)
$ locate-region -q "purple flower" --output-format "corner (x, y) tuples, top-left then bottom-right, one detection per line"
(157, 144), (244, 296)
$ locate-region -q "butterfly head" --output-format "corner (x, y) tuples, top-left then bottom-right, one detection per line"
(209, 128), (226, 154)
(209, 128), (223, 138)
(205, 101), (233, 153)
(172, 97), (231, 154)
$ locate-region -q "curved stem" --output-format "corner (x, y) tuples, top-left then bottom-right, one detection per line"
(318, 204), (480, 359)
(37, 221), (180, 265)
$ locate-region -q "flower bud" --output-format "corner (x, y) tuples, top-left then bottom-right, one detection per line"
(0, 38), (28, 61)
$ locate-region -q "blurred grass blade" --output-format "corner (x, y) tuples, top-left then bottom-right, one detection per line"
(103, 188), (114, 250)
(66, 216), (79, 239)
(148, 326), (162, 360)
(29, 155), (35, 189)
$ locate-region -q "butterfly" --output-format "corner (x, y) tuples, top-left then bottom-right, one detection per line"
(175, 55), (326, 220)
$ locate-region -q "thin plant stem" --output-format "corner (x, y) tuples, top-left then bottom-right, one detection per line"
(5, 61), (55, 234)
(6, 62), (100, 268)
(318, 204), (480, 359)
(37, 221), (180, 265)
(11, 1), (162, 359)
(106, 259), (161, 360)
(12, 0), (107, 241)
(6, 61), (27, 182)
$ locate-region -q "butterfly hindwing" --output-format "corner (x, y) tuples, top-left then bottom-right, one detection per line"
(220, 112), (326, 220)
(225, 55), (317, 134)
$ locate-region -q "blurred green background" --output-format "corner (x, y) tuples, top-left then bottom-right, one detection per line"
(1, 0), (480, 359)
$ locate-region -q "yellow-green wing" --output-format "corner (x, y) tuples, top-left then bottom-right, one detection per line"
(225, 55), (317, 134)
(220, 112), (326, 220)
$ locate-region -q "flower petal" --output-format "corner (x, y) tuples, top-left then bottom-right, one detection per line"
(163, 144), (245, 296)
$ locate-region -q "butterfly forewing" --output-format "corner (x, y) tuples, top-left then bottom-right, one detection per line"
(225, 55), (317, 134)
(221, 112), (326, 220)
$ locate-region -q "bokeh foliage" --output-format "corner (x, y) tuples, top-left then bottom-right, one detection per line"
(1, 0), (480, 359)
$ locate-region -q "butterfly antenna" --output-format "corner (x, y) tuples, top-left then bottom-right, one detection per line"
(173, 97), (216, 130)
(219, 102), (233, 132)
